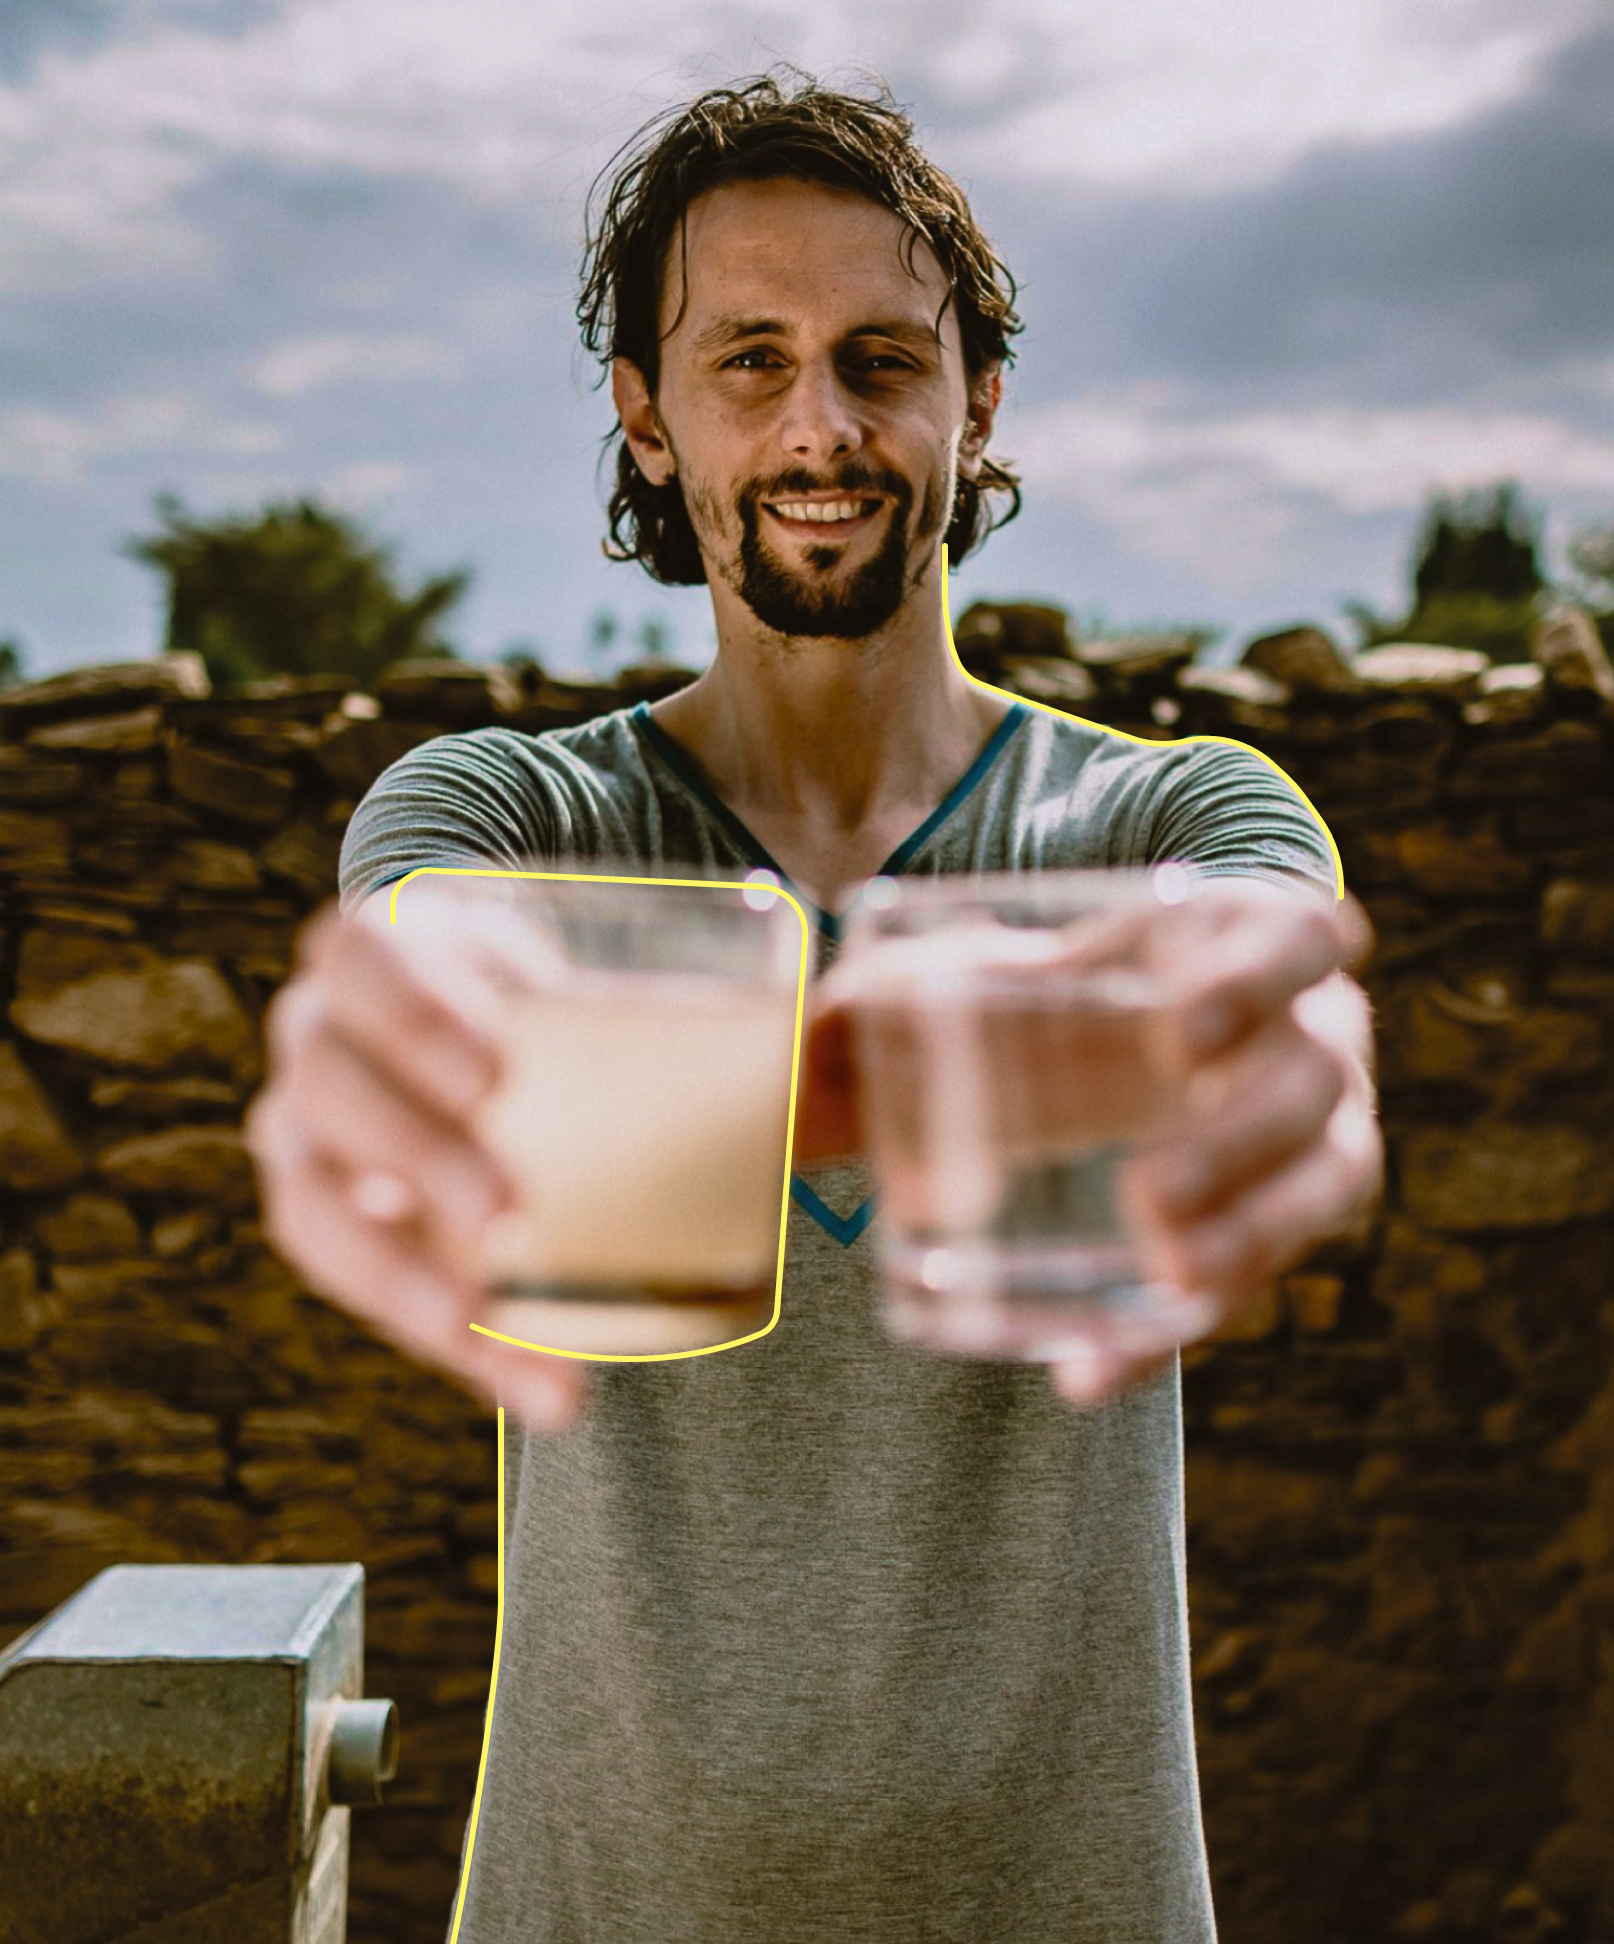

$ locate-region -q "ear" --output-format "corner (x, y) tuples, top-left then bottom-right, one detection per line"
(611, 356), (678, 486)
(959, 365), (1003, 479)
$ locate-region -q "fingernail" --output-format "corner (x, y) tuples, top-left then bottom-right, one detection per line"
(351, 1170), (414, 1223)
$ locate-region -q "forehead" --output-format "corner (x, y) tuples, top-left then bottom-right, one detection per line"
(662, 176), (954, 346)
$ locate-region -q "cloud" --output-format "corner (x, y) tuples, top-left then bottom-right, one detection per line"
(0, 0), (1601, 297)
(0, 393), (282, 482)
(248, 332), (462, 396)
(990, 18), (1614, 407)
(322, 458), (421, 502)
(1006, 385), (1614, 588)
(934, 0), (1602, 195)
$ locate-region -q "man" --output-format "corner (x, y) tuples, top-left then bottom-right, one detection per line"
(248, 69), (1381, 1943)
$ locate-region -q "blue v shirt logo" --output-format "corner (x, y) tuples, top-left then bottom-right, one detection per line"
(790, 1174), (878, 1248)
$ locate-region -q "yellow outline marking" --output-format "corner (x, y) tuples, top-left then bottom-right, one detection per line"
(390, 866), (810, 1364)
(437, 546), (1341, 1938)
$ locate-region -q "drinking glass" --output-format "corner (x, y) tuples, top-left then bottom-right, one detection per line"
(839, 866), (1209, 1363)
(466, 865), (805, 1357)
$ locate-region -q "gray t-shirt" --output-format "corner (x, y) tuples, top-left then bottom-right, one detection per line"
(338, 698), (1336, 1943)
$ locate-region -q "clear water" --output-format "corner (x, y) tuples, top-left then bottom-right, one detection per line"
(877, 1144), (1186, 1362)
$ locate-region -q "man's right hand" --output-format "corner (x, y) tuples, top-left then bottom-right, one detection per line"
(244, 880), (591, 1436)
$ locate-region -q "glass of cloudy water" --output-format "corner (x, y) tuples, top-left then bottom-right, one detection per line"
(839, 866), (1207, 1363)
(468, 865), (804, 1357)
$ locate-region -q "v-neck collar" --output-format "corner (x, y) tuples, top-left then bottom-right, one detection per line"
(629, 697), (1030, 942)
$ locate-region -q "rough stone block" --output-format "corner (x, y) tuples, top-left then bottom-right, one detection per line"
(0, 748), (85, 805)
(1350, 643), (1489, 697)
(0, 653), (206, 731)
(31, 1194), (142, 1260)
(0, 1246), (53, 1351)
(1242, 624), (1359, 693)
(1447, 720), (1612, 803)
(94, 1124), (258, 1207)
(1542, 879), (1614, 954)
(1285, 1273), (1346, 1332)
(1002, 655), (1098, 708)
(0, 809), (70, 873)
(1400, 1123), (1614, 1229)
(11, 933), (260, 1079)
(0, 1042), (81, 1190)
(376, 659), (522, 722)
(25, 706), (164, 753)
(1535, 605), (1614, 705)
(167, 741), (298, 824)
(1074, 633), (1197, 682)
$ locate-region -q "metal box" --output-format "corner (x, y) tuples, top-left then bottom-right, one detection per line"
(0, 1563), (398, 1943)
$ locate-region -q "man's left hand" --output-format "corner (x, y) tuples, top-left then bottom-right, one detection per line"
(1044, 879), (1383, 1409)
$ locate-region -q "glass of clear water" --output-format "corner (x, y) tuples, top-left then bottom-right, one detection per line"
(462, 863), (805, 1358)
(839, 866), (1209, 1363)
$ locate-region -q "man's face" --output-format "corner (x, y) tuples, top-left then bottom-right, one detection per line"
(613, 176), (999, 642)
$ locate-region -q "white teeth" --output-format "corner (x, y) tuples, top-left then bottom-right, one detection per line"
(769, 499), (873, 524)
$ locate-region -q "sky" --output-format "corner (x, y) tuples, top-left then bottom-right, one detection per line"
(3, 0), (1613, 681)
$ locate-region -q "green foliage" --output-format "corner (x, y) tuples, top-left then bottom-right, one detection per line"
(124, 493), (471, 690)
(1351, 478), (1548, 662)
(1412, 482), (1543, 606)
(0, 636), (23, 688)
(1349, 590), (1547, 662)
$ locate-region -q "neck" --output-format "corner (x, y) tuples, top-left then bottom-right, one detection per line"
(654, 556), (1009, 832)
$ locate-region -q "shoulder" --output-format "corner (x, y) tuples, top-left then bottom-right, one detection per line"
(363, 706), (646, 796)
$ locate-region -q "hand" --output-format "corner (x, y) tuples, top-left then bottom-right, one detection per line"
(245, 880), (592, 1436)
(1046, 880), (1383, 1409)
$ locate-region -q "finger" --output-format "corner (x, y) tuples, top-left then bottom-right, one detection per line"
(1168, 886), (1358, 1061)
(316, 908), (511, 1126)
(280, 1010), (514, 1252)
(1141, 1115), (1376, 1297)
(253, 1099), (586, 1433)
(1123, 1017), (1346, 1225)
(1051, 1338), (1181, 1410)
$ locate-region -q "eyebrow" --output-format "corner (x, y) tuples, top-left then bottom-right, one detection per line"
(690, 314), (940, 356)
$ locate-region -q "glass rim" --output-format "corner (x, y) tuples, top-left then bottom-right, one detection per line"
(847, 863), (1200, 919)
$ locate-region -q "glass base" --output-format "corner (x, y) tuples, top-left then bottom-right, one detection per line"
(481, 1281), (774, 1356)
(879, 1237), (1195, 1363)
(492, 1277), (767, 1306)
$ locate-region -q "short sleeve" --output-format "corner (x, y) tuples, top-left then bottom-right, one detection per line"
(337, 728), (560, 915)
(1142, 740), (1339, 898)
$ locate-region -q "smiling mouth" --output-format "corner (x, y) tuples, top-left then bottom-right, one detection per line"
(763, 500), (884, 537)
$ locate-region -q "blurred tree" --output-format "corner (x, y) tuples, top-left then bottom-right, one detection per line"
(584, 607), (623, 678)
(1413, 482), (1543, 605)
(124, 493), (470, 690)
(0, 636), (23, 688)
(1349, 480), (1547, 661)
(637, 615), (671, 661)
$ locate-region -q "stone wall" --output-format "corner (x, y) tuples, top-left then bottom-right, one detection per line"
(1, 606), (1611, 1944)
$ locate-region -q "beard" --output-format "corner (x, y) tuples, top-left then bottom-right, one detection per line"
(693, 466), (953, 642)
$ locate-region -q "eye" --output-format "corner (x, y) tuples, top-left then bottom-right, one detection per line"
(722, 351), (911, 373)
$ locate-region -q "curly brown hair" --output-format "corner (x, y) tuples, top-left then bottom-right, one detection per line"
(576, 63), (1026, 587)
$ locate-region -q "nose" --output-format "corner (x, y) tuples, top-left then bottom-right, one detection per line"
(776, 359), (867, 468)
